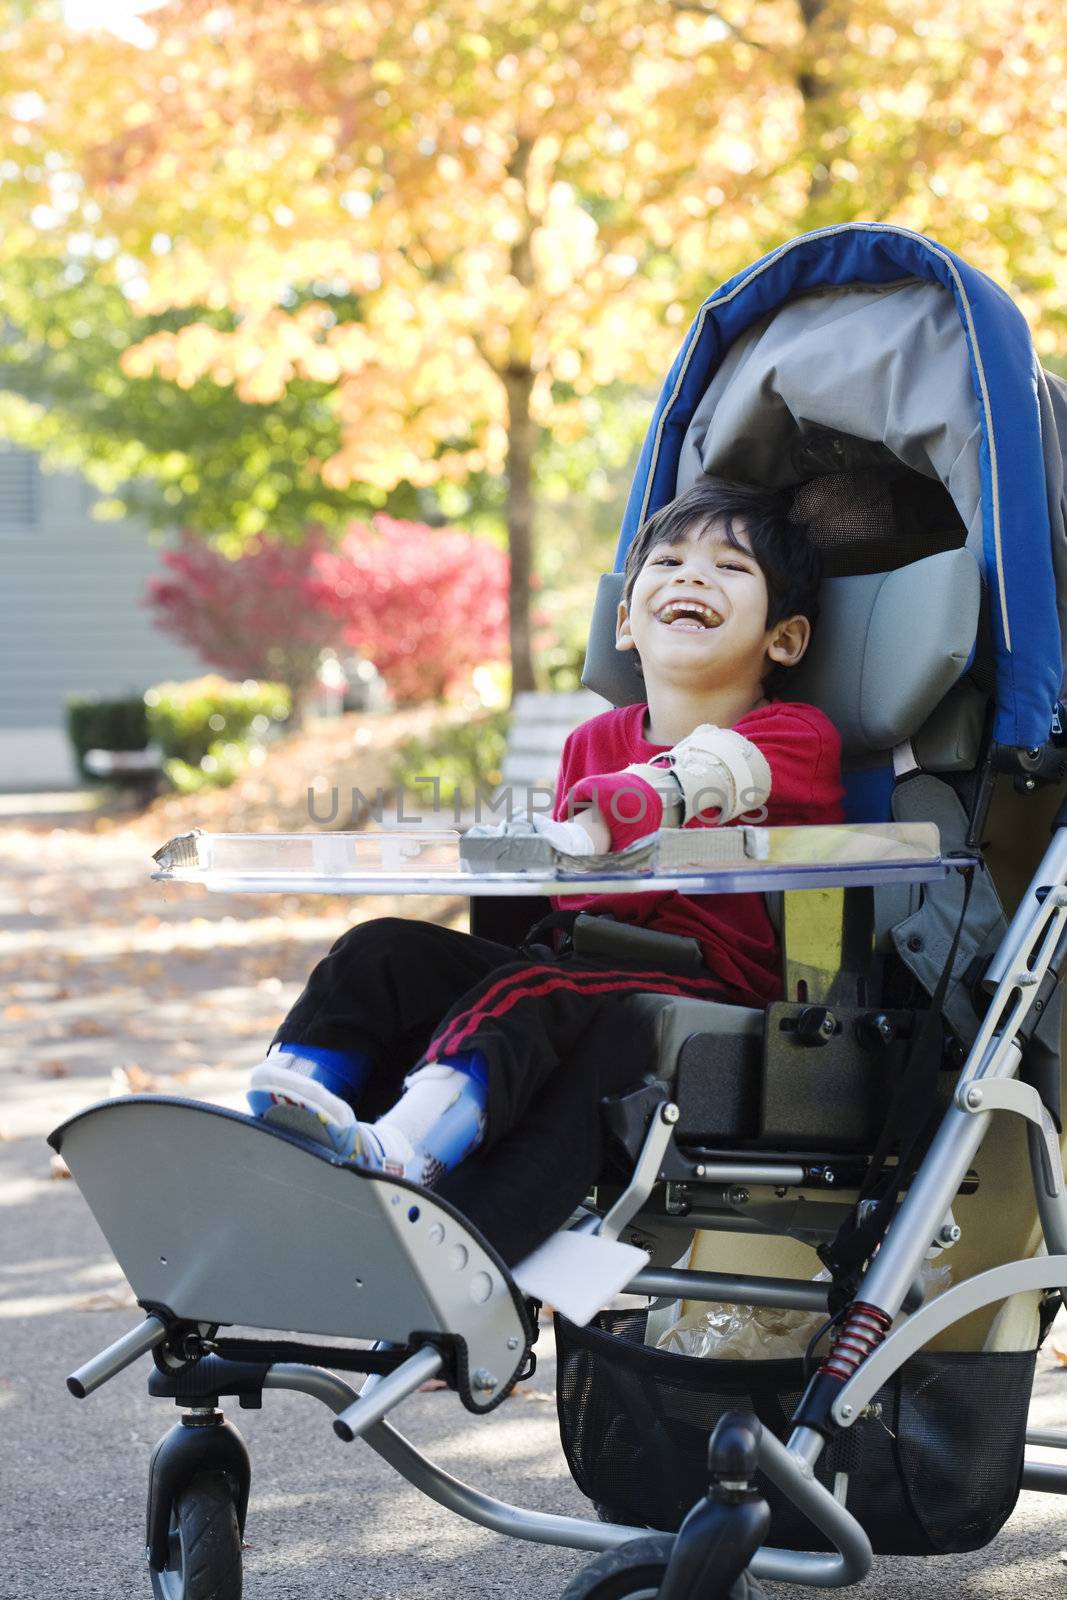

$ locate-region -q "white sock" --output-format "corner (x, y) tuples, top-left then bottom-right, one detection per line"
(375, 1062), (475, 1146)
(362, 1119), (417, 1170)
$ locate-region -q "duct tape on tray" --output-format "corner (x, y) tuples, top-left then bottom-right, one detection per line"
(457, 821), (940, 875)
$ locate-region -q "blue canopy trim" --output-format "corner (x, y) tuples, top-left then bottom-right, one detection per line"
(616, 223), (1060, 749)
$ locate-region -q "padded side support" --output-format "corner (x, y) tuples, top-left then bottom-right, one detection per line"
(623, 995), (764, 1142)
(623, 994), (765, 1079)
(583, 572), (644, 708)
(911, 678), (990, 773)
(790, 549), (980, 753)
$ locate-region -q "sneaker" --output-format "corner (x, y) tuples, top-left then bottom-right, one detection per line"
(248, 1054), (358, 1157)
(248, 1055), (415, 1174)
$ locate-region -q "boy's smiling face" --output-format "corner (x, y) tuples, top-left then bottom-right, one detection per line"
(615, 515), (810, 695)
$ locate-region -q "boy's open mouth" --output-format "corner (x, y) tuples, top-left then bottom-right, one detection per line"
(655, 599), (723, 631)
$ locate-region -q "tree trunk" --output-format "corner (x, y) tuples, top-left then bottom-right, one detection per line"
(501, 132), (539, 703)
(796, 0), (844, 218)
(503, 361), (537, 699)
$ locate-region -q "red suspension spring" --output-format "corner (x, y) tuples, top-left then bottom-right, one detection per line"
(818, 1302), (892, 1382)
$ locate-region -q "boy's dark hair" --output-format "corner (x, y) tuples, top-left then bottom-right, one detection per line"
(621, 476), (822, 685)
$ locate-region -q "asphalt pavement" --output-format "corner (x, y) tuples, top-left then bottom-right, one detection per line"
(2, 810), (1067, 1598)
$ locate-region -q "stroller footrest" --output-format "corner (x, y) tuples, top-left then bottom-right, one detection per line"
(51, 1095), (534, 1413)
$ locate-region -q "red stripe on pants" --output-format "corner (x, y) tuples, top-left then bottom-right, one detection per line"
(431, 965), (725, 1057)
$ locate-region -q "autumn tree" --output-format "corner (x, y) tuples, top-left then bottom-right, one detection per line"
(1, 1), (1064, 693)
(0, 257), (407, 541)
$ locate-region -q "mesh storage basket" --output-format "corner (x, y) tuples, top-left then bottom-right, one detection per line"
(555, 1308), (1036, 1555)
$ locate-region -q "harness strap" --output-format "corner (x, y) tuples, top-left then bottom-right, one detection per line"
(521, 909), (708, 975)
(210, 1337), (421, 1374)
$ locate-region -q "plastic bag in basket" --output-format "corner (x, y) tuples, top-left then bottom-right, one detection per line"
(654, 1263), (951, 1360)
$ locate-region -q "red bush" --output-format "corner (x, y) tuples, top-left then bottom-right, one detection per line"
(147, 518), (510, 707)
(310, 516), (509, 705)
(146, 528), (343, 699)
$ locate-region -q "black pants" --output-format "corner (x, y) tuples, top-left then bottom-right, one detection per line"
(274, 916), (726, 1263)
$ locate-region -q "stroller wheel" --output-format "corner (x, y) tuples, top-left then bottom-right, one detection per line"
(149, 1472), (242, 1600)
(560, 1534), (768, 1600)
(561, 1536), (673, 1600)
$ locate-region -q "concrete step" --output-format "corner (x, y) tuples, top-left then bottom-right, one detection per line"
(506, 726), (575, 753)
(506, 691), (606, 748)
(496, 690), (609, 801)
(501, 758), (561, 785)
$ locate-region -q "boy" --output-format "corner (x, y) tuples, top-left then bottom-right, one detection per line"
(247, 477), (843, 1264)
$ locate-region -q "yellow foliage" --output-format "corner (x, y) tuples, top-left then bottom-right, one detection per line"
(1, 0), (1065, 502)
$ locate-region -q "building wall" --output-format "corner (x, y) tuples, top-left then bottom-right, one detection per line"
(0, 448), (207, 789)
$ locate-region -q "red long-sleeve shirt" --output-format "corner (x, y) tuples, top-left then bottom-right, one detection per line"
(550, 700), (844, 1007)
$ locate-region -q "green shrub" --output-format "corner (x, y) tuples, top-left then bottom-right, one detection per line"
(534, 588), (592, 693)
(145, 674), (291, 790)
(146, 675), (290, 764)
(541, 636), (588, 693)
(390, 709), (510, 802)
(65, 694), (150, 781)
(163, 739), (259, 794)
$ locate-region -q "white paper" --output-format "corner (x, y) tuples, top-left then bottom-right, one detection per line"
(512, 1231), (650, 1326)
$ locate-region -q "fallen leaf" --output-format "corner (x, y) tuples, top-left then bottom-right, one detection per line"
(50, 1154), (71, 1180)
(74, 1288), (138, 1312)
(38, 1059), (71, 1078)
(509, 1386), (552, 1403)
(3, 1004), (28, 1021)
(125, 1064), (163, 1093)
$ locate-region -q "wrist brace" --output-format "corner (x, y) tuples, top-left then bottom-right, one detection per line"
(631, 724), (772, 824)
(618, 760), (685, 826)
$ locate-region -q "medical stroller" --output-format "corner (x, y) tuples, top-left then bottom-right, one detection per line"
(53, 223), (1067, 1599)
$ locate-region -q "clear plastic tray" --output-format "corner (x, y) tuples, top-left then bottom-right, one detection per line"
(151, 822), (960, 897)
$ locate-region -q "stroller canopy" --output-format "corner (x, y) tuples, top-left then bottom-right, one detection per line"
(616, 224), (1067, 750)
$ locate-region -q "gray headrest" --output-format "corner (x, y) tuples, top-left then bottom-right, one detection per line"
(581, 547), (981, 757)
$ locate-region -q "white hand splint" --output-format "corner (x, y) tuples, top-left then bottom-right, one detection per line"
(624, 723), (772, 824)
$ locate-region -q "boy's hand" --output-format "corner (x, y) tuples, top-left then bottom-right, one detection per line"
(563, 803), (612, 854)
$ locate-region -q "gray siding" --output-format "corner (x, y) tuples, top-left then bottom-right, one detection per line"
(0, 448), (207, 787)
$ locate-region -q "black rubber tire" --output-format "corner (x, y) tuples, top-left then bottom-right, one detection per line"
(560, 1534), (769, 1600)
(149, 1472), (242, 1600)
(560, 1536), (674, 1600)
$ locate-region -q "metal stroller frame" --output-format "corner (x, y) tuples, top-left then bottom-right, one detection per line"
(54, 225), (1067, 1599)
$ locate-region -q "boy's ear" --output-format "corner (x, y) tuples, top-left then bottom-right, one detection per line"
(616, 599), (637, 652)
(767, 614), (811, 670)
